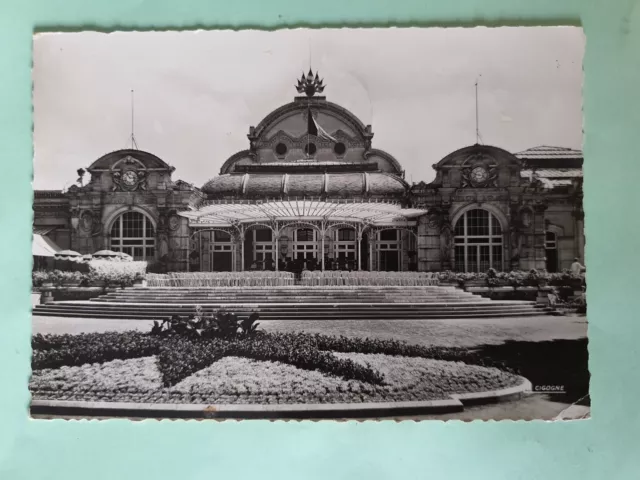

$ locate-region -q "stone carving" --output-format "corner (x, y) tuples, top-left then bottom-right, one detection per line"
(427, 206), (453, 268)
(112, 170), (147, 191)
(461, 165), (498, 188)
(168, 214), (180, 231)
(158, 233), (169, 258)
(80, 211), (93, 232)
(111, 158), (147, 192)
(510, 227), (523, 261)
(440, 221), (453, 268)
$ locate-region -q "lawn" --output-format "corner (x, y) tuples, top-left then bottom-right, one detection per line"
(32, 315), (587, 348)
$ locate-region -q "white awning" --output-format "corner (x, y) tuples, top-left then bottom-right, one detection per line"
(33, 234), (62, 257)
(180, 199), (428, 228)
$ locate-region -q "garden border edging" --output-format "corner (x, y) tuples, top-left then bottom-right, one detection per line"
(30, 377), (532, 419)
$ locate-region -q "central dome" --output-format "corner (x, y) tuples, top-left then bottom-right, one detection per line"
(204, 70), (407, 201)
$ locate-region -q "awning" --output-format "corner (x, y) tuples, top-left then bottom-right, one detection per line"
(33, 233), (62, 257)
(33, 226), (57, 236)
(180, 199), (428, 227)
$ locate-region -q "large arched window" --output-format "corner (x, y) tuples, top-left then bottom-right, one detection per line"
(454, 209), (503, 272)
(110, 211), (155, 261)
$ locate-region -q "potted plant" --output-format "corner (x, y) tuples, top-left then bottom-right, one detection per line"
(61, 270), (83, 287)
(133, 272), (147, 288)
(485, 268), (500, 290)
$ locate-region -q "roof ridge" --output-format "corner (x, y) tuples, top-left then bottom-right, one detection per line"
(517, 145), (582, 152)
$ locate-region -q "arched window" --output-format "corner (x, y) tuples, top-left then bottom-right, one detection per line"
(454, 209), (503, 272)
(110, 211), (155, 261)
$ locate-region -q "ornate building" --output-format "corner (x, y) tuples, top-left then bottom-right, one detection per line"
(33, 71), (584, 273)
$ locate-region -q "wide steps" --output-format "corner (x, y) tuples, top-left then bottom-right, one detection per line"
(91, 296), (485, 304)
(33, 285), (552, 320)
(34, 309), (546, 321)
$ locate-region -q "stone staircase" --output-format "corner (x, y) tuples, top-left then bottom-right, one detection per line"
(32, 286), (551, 320)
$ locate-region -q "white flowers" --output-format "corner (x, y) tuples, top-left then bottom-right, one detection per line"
(31, 353), (521, 404)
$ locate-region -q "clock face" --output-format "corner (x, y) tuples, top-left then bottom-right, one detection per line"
(470, 166), (488, 184)
(122, 170), (138, 186)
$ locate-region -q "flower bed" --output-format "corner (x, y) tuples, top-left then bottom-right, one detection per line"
(33, 261), (147, 289)
(31, 354), (519, 405)
(437, 269), (585, 291)
(30, 328), (524, 405)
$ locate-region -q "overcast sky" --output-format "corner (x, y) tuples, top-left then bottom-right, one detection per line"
(32, 27), (584, 190)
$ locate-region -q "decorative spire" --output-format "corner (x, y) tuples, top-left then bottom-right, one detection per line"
(296, 68), (325, 97)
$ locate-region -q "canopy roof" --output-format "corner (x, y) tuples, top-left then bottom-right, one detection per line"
(180, 199), (428, 227)
(33, 234), (62, 257)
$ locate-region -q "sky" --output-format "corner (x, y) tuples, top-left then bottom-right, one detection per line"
(32, 27), (584, 190)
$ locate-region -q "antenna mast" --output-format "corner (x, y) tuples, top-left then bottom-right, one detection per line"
(130, 89), (139, 150)
(475, 76), (482, 145)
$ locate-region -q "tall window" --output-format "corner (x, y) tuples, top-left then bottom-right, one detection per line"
(253, 228), (273, 268)
(454, 209), (503, 272)
(110, 211), (155, 261)
(334, 228), (356, 264)
(378, 229), (400, 272)
(295, 228), (317, 261)
(545, 231), (558, 273)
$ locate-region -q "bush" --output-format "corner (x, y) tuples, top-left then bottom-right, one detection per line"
(436, 269), (585, 291)
(154, 333), (384, 387)
(31, 331), (161, 370)
(88, 260), (147, 287)
(151, 307), (261, 340)
(156, 337), (227, 387)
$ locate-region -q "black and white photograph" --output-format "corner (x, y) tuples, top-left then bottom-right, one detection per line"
(30, 27), (588, 420)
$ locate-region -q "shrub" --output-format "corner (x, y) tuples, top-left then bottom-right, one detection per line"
(31, 331), (161, 370)
(485, 268), (501, 288)
(32, 270), (49, 287)
(151, 307), (261, 340)
(570, 295), (587, 314)
(156, 337), (227, 386)
(154, 333), (384, 387)
(88, 260), (147, 287)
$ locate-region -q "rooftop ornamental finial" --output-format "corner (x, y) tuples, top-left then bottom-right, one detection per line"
(296, 68), (325, 97)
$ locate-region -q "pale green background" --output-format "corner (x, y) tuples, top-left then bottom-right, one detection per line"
(0, 0), (638, 478)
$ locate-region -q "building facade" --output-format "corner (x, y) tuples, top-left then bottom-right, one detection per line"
(33, 71), (584, 273)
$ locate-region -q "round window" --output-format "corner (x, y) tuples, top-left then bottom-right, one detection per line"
(275, 143), (288, 156)
(304, 143), (317, 156)
(334, 142), (346, 156)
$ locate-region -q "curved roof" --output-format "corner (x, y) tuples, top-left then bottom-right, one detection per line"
(219, 149), (253, 175)
(202, 172), (408, 198)
(434, 144), (522, 169)
(87, 149), (174, 171)
(180, 199), (427, 227)
(365, 148), (403, 175)
(253, 99), (370, 140)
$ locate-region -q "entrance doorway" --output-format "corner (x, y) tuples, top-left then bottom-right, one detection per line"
(378, 229), (400, 272)
(212, 251), (233, 271)
(380, 250), (399, 271)
(209, 230), (233, 272)
(360, 233), (369, 270)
